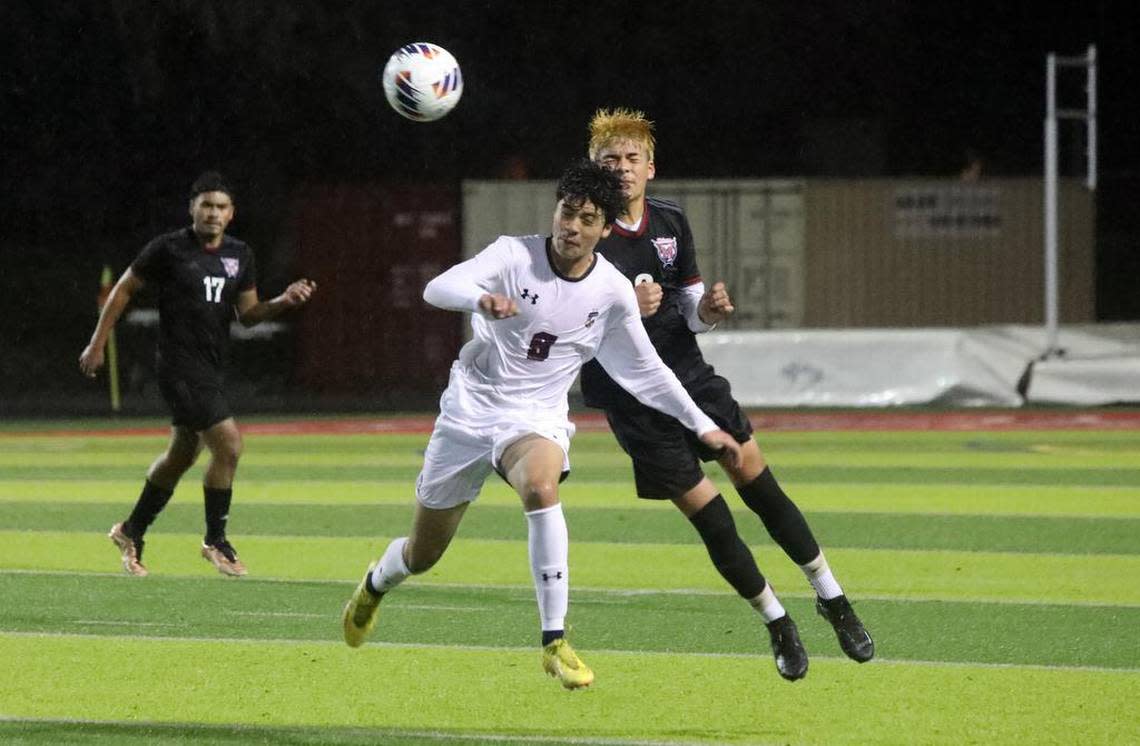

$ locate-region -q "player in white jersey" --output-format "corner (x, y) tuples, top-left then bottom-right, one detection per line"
(341, 159), (743, 690)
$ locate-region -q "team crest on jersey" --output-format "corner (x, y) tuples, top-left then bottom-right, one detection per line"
(221, 258), (240, 278)
(652, 237), (678, 267)
(584, 310), (600, 328)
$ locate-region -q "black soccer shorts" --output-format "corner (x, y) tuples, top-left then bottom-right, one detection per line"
(603, 372), (753, 500)
(158, 375), (233, 432)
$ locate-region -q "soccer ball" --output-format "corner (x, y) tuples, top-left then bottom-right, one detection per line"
(381, 42), (463, 122)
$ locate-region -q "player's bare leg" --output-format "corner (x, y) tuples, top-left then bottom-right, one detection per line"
(201, 418), (242, 487)
(198, 418), (246, 575)
(149, 425), (204, 487)
(405, 500), (470, 572)
(343, 501), (469, 647)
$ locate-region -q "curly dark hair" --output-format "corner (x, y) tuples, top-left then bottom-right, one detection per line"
(555, 158), (625, 225)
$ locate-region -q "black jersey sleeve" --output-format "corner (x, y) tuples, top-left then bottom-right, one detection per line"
(676, 211), (702, 286)
(130, 236), (168, 285)
(237, 245), (257, 292)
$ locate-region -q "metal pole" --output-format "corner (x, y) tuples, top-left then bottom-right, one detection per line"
(98, 265), (122, 412)
(1087, 44), (1098, 190)
(1044, 53), (1059, 356)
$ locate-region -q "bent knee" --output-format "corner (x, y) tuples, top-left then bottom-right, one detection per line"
(521, 482), (559, 511)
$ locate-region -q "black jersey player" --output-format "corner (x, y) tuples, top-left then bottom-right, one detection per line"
(80, 172), (316, 577)
(581, 109), (873, 681)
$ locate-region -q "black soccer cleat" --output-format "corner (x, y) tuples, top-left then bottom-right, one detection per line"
(765, 614), (809, 681)
(816, 594), (875, 663)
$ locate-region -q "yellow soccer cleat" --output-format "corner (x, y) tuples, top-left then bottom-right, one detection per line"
(342, 562), (382, 648)
(542, 638), (594, 690)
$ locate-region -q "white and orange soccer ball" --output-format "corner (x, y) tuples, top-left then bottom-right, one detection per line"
(381, 42), (463, 122)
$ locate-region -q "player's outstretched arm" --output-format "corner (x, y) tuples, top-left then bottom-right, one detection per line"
(236, 278), (317, 327)
(79, 268), (143, 378)
(423, 238), (517, 318)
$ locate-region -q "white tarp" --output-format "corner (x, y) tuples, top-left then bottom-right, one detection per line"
(1028, 355), (1140, 405)
(1020, 324), (1140, 405)
(696, 324), (1140, 407)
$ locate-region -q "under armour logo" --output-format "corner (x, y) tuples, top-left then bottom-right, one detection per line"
(521, 289), (539, 304)
(541, 571), (563, 581)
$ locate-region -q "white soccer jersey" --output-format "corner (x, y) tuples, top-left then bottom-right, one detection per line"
(422, 234), (717, 436)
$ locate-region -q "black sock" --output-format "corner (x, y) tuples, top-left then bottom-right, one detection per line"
(737, 468), (820, 565)
(688, 495), (767, 599)
(542, 629), (564, 646)
(203, 486), (233, 545)
(124, 480), (175, 538)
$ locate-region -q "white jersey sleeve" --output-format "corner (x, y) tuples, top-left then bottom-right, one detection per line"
(679, 281), (716, 333)
(423, 236), (517, 314)
(594, 282), (718, 436)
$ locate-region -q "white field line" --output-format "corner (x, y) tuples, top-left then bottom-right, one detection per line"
(226, 604), (484, 619)
(1, 568), (1137, 609)
(0, 629), (1136, 675)
(371, 604), (485, 612)
(0, 715), (737, 746)
(227, 611), (329, 618)
(69, 620), (184, 627)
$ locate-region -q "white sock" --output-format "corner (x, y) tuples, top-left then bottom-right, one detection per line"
(800, 552), (844, 600)
(525, 503), (569, 633)
(748, 583), (787, 623)
(369, 536), (411, 594)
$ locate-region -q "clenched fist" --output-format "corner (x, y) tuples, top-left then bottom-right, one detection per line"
(697, 281), (734, 325)
(478, 293), (519, 319)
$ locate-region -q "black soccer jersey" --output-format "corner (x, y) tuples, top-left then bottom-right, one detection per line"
(131, 228), (256, 383)
(580, 197), (715, 408)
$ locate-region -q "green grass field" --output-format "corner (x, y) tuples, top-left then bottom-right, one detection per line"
(1, 418), (1137, 745)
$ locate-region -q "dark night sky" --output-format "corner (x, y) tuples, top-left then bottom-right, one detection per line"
(0, 1), (1136, 260)
(1, 0), (1138, 410)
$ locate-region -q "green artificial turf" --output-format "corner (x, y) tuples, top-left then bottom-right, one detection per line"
(1, 573), (1137, 669)
(1, 422), (1137, 745)
(2, 635), (1137, 745)
(2, 529), (1138, 606)
(2, 501), (1137, 554)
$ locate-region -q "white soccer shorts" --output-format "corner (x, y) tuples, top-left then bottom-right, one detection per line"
(414, 374), (574, 510)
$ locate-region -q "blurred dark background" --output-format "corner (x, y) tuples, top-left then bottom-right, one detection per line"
(1, 1), (1136, 416)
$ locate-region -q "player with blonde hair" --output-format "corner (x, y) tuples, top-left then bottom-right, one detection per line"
(580, 108), (874, 681)
(588, 107), (657, 162)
